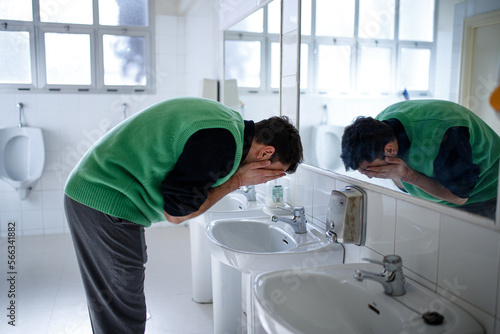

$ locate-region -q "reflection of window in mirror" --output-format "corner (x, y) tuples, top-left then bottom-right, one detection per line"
(224, 1), (281, 120)
(300, 0), (435, 96)
(299, 0), (438, 190)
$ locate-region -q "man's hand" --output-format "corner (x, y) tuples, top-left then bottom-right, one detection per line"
(361, 156), (410, 181)
(236, 160), (287, 186)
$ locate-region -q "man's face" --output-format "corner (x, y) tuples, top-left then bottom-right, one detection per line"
(269, 161), (291, 173)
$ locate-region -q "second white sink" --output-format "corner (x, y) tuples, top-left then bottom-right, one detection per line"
(254, 263), (484, 334)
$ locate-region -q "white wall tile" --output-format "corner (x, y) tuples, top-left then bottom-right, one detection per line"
(439, 215), (500, 315)
(312, 173), (336, 223)
(364, 190), (396, 256)
(291, 167), (314, 217)
(395, 200), (440, 284)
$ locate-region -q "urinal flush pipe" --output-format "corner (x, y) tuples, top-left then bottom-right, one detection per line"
(122, 103), (128, 120)
(17, 103), (24, 128)
(321, 104), (328, 125)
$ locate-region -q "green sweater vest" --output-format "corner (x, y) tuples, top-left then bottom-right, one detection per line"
(376, 99), (499, 206)
(65, 97), (245, 226)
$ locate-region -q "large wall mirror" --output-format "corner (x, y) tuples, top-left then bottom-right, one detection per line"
(222, 0), (500, 224)
(222, 0), (281, 122)
(298, 0), (500, 223)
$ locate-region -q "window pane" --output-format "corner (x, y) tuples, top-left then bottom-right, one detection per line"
(399, 48), (430, 90)
(271, 42), (280, 88)
(399, 0), (434, 42)
(228, 8), (263, 33)
(225, 40), (261, 88)
(359, 0), (394, 39)
(317, 44), (351, 91)
(359, 46), (391, 92)
(300, 44), (308, 89)
(0, 31), (31, 84)
(103, 35), (147, 86)
(0, 0), (32, 21)
(316, 0), (355, 37)
(99, 0), (149, 26)
(268, 0), (281, 34)
(45, 33), (91, 85)
(40, 0), (92, 24)
(301, 0), (311, 36)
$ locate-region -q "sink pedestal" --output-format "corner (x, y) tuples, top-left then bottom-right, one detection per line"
(211, 257), (266, 334)
(190, 215), (213, 303)
(211, 257), (244, 333)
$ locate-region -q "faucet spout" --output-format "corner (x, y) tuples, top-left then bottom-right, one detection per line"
(271, 206), (307, 234)
(239, 185), (257, 201)
(353, 255), (406, 296)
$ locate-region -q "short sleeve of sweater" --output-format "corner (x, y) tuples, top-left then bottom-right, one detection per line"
(161, 128), (236, 217)
(433, 126), (481, 198)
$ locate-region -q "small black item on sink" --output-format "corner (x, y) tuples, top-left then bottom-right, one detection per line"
(422, 311), (444, 325)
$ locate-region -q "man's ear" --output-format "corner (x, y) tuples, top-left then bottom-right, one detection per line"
(384, 142), (397, 157)
(257, 146), (275, 160)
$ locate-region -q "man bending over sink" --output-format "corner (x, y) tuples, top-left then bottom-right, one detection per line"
(63, 97), (303, 334)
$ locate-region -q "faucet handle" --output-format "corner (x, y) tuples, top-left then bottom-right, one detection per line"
(275, 205), (304, 216)
(362, 255), (403, 271)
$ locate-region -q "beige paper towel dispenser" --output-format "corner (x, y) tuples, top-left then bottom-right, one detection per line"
(326, 186), (366, 246)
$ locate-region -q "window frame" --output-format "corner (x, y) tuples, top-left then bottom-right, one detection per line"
(0, 0), (155, 94)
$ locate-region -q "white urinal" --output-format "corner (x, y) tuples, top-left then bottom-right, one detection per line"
(0, 127), (45, 200)
(311, 124), (345, 170)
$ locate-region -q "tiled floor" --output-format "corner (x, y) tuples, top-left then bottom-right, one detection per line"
(0, 225), (214, 334)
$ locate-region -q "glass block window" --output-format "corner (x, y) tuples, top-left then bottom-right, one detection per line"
(225, 40), (261, 88)
(358, 46), (392, 92)
(45, 33), (92, 85)
(399, 0), (435, 42)
(317, 45), (351, 92)
(0, 0), (154, 93)
(0, 31), (32, 84)
(399, 48), (431, 90)
(99, 0), (149, 26)
(316, 0), (355, 38)
(40, 0), (93, 24)
(103, 35), (147, 86)
(358, 0), (395, 39)
(0, 0), (32, 21)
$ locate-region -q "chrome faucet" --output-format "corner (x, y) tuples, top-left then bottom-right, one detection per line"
(239, 185), (257, 201)
(271, 206), (308, 234)
(353, 255), (406, 296)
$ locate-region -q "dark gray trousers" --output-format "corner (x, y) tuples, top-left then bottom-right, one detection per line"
(64, 195), (148, 334)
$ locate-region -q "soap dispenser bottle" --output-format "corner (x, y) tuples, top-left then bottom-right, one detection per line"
(265, 179), (284, 208)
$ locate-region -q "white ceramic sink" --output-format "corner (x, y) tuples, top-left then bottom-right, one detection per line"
(206, 216), (344, 334)
(189, 190), (265, 304)
(206, 217), (343, 274)
(254, 263), (484, 334)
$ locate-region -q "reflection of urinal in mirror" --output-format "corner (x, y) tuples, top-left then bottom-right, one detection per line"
(311, 124), (345, 170)
(0, 127), (45, 200)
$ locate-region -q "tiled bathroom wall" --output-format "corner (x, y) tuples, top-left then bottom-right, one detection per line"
(290, 164), (500, 333)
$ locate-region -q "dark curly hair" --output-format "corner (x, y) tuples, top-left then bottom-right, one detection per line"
(254, 116), (303, 173)
(341, 116), (395, 171)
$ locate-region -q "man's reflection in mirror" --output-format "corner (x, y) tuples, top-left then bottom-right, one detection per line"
(341, 99), (499, 219)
